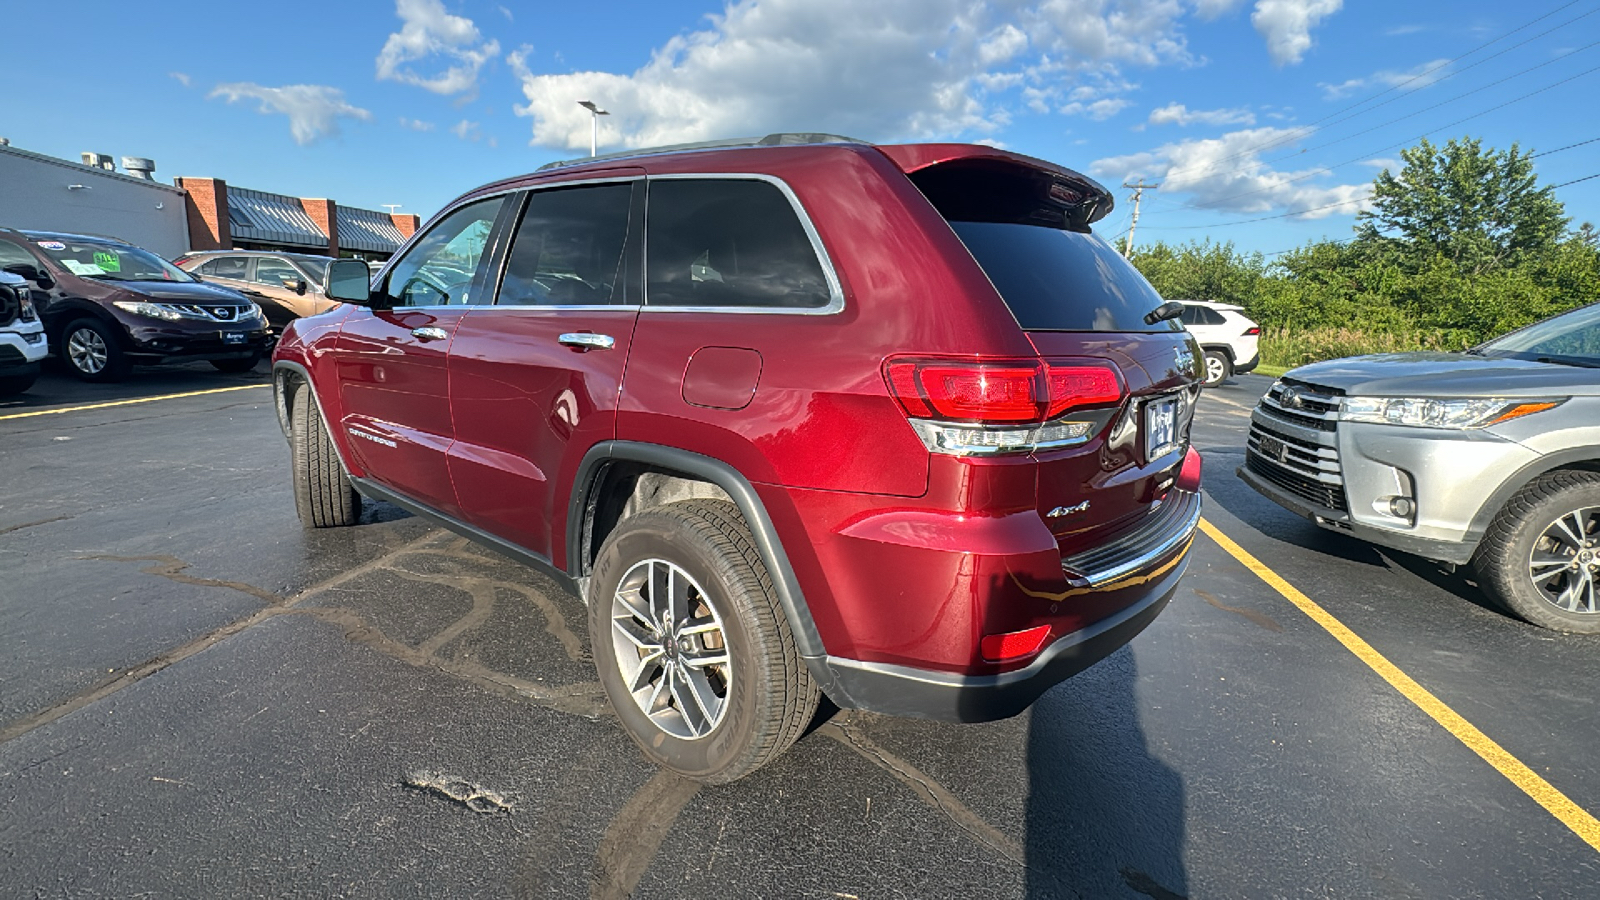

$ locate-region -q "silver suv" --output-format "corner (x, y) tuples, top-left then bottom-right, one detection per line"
(1239, 301), (1600, 632)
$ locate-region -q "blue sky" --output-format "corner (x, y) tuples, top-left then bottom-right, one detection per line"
(4, 0), (1598, 256)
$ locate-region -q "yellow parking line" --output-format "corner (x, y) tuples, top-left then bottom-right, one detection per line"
(0, 384), (269, 421)
(1198, 517), (1600, 854)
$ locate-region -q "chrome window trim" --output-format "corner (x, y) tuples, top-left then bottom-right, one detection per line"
(489, 175), (645, 310)
(642, 173), (845, 316)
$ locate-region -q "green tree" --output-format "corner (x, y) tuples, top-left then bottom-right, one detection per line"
(1354, 137), (1568, 275)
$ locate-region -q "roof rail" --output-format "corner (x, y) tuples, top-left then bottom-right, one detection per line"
(536, 132), (868, 172)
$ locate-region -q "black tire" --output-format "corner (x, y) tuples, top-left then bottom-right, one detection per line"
(1472, 471), (1600, 633)
(211, 354), (262, 374)
(289, 383), (361, 528)
(1201, 349), (1232, 388)
(0, 373), (37, 396)
(587, 499), (820, 784)
(61, 318), (129, 382)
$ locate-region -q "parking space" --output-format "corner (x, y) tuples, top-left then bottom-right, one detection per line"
(2, 368), (1598, 898)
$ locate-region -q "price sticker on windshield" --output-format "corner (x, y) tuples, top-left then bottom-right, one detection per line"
(1144, 395), (1180, 461)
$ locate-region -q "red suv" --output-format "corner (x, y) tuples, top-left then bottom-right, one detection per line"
(272, 135), (1204, 782)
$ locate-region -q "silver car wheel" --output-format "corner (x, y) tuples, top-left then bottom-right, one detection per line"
(1205, 354), (1227, 385)
(67, 327), (108, 374)
(610, 557), (731, 740)
(1528, 505), (1600, 614)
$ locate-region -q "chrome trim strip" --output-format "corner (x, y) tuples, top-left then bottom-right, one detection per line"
(641, 173), (846, 316)
(1066, 488), (1201, 588)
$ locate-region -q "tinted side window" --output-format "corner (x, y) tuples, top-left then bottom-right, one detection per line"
(498, 183), (633, 306)
(1178, 305), (1201, 326)
(383, 197), (504, 307)
(646, 179), (830, 309)
(200, 256), (249, 280)
(0, 240), (37, 269)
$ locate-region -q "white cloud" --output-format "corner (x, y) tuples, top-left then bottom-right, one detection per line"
(1319, 58), (1450, 99)
(169, 72), (191, 88)
(210, 83), (372, 145)
(1147, 102), (1255, 126)
(509, 0), (1200, 152)
(1385, 24), (1429, 37)
(1252, 0), (1342, 66)
(451, 119), (482, 141)
(1090, 125), (1370, 217)
(399, 117), (436, 131)
(376, 0), (500, 96)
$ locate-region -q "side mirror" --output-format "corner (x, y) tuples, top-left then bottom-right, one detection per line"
(324, 259), (376, 305)
(284, 277), (307, 295)
(3, 263), (53, 289)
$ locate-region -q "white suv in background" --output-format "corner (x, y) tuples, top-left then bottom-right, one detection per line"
(1177, 300), (1260, 387)
(0, 271), (47, 396)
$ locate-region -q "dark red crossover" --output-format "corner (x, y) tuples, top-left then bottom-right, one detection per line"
(272, 135), (1205, 782)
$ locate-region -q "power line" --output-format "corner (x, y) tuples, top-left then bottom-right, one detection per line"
(1553, 172), (1600, 188)
(1155, 0), (1596, 184)
(1532, 136), (1600, 158)
(1158, 60), (1600, 216)
(1143, 196), (1370, 230)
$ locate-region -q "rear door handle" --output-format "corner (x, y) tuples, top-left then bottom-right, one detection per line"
(411, 326), (449, 341)
(559, 332), (615, 351)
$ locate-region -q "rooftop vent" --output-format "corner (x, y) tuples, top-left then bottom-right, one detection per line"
(81, 152), (116, 171)
(122, 157), (156, 180)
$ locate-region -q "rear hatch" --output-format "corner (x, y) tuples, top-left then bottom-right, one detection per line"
(891, 148), (1201, 557)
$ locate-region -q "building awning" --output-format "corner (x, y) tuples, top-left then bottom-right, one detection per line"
(227, 187), (326, 248)
(337, 205), (406, 254)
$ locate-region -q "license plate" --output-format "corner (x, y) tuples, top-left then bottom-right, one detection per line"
(1257, 434), (1285, 462)
(1144, 395), (1180, 460)
(221, 332), (246, 345)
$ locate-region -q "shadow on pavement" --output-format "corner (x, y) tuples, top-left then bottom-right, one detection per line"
(1025, 649), (1187, 900)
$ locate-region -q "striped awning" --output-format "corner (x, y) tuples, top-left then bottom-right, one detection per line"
(337, 205), (406, 254)
(227, 187), (326, 248)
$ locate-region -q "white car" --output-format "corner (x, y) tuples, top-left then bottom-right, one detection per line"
(1177, 300), (1260, 387)
(0, 270), (47, 396)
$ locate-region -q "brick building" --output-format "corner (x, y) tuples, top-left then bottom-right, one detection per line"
(175, 176), (419, 261)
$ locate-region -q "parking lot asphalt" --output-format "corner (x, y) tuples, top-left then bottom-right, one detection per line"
(3, 363), (1599, 899)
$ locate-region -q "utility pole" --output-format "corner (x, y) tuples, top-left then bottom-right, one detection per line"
(1122, 180), (1159, 258)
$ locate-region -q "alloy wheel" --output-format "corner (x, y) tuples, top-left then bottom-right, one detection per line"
(1205, 354), (1227, 384)
(610, 558), (731, 739)
(1527, 506), (1600, 614)
(67, 327), (108, 375)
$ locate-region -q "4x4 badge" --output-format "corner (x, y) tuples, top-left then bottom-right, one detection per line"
(1047, 501), (1092, 518)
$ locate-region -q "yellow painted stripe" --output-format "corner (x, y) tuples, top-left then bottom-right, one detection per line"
(1198, 517), (1600, 853)
(0, 384), (269, 421)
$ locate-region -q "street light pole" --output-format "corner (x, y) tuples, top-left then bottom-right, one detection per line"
(577, 100), (610, 157)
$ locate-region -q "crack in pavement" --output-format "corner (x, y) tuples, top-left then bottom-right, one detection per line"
(1194, 587), (1284, 633)
(77, 554), (283, 605)
(587, 768), (702, 900)
(0, 514), (76, 537)
(820, 718), (1033, 873)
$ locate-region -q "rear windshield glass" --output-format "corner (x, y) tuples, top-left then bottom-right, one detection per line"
(947, 222), (1176, 333)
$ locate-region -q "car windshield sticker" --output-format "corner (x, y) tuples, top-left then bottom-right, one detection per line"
(60, 260), (106, 276)
(92, 250), (122, 272)
(36, 241), (65, 251)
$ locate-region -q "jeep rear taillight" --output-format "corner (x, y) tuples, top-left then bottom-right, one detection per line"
(884, 357), (1124, 456)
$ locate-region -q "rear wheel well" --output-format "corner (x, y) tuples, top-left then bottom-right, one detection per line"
(578, 461), (734, 576)
(1200, 344), (1235, 362)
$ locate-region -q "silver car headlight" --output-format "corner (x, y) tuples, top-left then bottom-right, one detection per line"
(1340, 397), (1566, 429)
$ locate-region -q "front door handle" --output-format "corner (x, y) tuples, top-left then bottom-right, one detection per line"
(411, 326), (449, 341)
(558, 332), (615, 351)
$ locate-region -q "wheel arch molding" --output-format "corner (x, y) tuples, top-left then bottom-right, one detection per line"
(567, 441), (834, 670)
(1467, 450), (1600, 548)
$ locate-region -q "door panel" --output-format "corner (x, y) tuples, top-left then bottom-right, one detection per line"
(329, 195), (512, 517)
(448, 176), (642, 564)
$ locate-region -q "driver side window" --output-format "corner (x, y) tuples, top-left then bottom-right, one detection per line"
(382, 197), (505, 307)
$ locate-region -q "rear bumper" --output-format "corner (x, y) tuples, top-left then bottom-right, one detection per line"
(822, 547), (1187, 722)
(1234, 350), (1260, 374)
(818, 489), (1198, 722)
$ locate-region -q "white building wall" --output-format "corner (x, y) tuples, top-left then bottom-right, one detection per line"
(0, 145), (190, 258)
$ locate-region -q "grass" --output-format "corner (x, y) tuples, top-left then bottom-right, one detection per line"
(1258, 326), (1467, 372)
